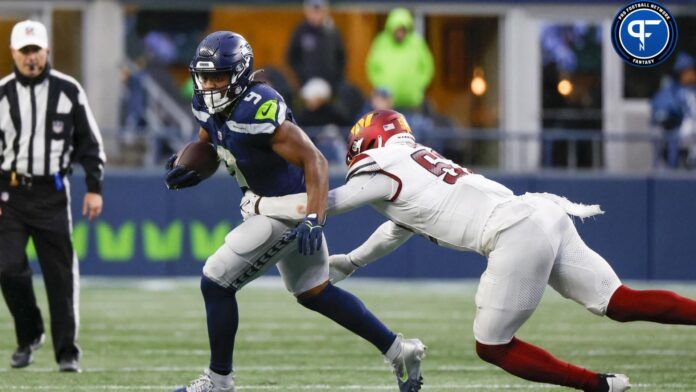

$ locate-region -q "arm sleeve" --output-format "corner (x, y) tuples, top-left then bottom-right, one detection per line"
(327, 173), (395, 215)
(257, 172), (395, 220)
(71, 84), (106, 194)
(347, 220), (413, 267)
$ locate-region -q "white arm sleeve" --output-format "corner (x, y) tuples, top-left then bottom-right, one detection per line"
(327, 173), (394, 215)
(257, 193), (308, 221)
(257, 173), (395, 220)
(348, 220), (414, 267)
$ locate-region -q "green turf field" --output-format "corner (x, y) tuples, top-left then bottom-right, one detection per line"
(1, 278), (695, 391)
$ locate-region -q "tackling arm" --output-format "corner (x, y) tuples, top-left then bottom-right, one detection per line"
(329, 220), (413, 283)
(246, 172), (396, 221)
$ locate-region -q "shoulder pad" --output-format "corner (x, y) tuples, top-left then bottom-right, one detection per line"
(227, 83), (288, 135)
(346, 152), (381, 181)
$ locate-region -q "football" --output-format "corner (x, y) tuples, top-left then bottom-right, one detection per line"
(174, 141), (220, 180)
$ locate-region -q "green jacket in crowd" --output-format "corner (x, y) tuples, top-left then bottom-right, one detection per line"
(366, 8), (435, 110)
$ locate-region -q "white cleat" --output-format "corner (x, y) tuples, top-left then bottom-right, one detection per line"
(172, 368), (236, 392)
(386, 334), (427, 392)
(601, 373), (631, 392)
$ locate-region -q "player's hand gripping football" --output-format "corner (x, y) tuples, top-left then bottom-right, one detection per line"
(165, 154), (202, 190)
(328, 254), (359, 284)
(240, 190), (261, 221)
(294, 214), (324, 255)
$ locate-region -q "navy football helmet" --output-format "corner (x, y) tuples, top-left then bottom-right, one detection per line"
(190, 31), (254, 113)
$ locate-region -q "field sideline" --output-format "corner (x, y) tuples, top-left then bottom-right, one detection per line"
(1, 278), (695, 391)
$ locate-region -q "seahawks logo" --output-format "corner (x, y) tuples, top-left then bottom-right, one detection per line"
(199, 46), (215, 57)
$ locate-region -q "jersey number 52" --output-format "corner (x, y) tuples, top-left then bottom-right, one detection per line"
(411, 149), (470, 184)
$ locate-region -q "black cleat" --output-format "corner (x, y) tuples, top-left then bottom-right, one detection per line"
(10, 333), (45, 368)
(58, 358), (82, 373)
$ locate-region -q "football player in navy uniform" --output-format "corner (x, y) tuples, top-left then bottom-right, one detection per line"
(165, 32), (425, 392)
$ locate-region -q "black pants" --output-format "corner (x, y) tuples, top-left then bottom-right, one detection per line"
(0, 177), (80, 362)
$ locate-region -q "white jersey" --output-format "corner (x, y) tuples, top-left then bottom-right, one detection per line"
(346, 143), (532, 254)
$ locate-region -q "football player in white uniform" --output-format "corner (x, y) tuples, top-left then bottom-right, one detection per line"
(242, 109), (696, 392)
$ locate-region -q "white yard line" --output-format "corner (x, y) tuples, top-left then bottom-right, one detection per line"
(2, 384), (694, 390)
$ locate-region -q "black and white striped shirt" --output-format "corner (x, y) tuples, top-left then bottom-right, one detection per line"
(0, 64), (105, 193)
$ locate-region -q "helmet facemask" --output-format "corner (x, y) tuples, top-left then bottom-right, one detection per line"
(192, 53), (252, 114)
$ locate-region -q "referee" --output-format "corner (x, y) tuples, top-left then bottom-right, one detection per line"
(0, 20), (105, 372)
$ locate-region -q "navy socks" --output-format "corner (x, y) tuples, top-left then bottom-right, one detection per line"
(298, 283), (397, 353)
(200, 276), (238, 376)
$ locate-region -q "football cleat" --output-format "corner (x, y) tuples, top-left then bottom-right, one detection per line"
(58, 357), (82, 373)
(10, 333), (45, 368)
(388, 334), (427, 392)
(173, 369), (236, 392)
(599, 373), (631, 392)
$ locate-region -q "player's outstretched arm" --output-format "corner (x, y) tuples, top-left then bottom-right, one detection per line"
(242, 173), (396, 221)
(330, 220), (413, 284)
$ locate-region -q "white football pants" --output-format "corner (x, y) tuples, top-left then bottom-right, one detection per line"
(202, 215), (329, 295)
(473, 195), (622, 345)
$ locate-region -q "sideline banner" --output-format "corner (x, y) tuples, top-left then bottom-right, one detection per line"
(30, 173), (696, 280)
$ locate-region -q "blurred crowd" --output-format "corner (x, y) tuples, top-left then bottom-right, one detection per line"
(119, 0), (449, 167)
(651, 53), (696, 169)
(117, 0), (696, 171)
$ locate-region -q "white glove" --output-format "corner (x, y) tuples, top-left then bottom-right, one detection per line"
(329, 254), (359, 284)
(240, 190), (260, 221)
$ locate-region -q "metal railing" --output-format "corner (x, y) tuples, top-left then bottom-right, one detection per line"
(109, 122), (693, 172)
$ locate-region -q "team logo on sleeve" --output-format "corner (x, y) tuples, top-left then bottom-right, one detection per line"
(255, 100), (278, 121)
(611, 1), (677, 67)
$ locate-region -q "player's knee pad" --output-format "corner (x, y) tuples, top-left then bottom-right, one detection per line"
(203, 215), (293, 290)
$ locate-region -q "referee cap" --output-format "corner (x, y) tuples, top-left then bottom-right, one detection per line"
(11, 20), (49, 50)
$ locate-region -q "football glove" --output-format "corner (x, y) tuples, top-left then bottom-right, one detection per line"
(165, 154), (201, 190)
(240, 190), (261, 221)
(329, 254), (359, 284)
(294, 213), (325, 256)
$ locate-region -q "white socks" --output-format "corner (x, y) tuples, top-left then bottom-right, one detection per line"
(208, 368), (234, 389)
(384, 334), (403, 362)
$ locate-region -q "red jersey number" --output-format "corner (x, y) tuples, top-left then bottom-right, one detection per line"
(411, 149), (470, 184)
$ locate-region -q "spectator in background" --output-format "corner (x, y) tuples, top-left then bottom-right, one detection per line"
(358, 87), (436, 148)
(651, 53), (696, 168)
(287, 0), (346, 90)
(366, 8), (434, 111)
(358, 87), (395, 119)
(121, 58), (148, 138)
(296, 78), (351, 163)
(296, 78), (352, 128)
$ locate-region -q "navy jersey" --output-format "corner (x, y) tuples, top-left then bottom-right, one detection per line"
(191, 82), (306, 197)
